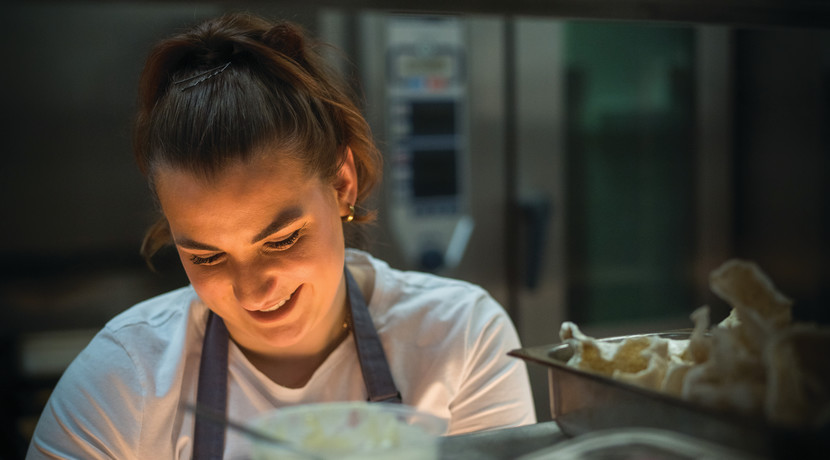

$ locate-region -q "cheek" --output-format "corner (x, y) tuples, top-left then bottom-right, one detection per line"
(177, 253), (225, 299)
(282, 220), (345, 296)
(314, 215), (346, 267)
(290, 215), (345, 267)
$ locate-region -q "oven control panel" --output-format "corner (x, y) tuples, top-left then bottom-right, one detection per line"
(384, 16), (472, 271)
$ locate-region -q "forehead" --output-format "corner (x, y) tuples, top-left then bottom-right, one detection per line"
(156, 150), (305, 190)
(154, 153), (325, 213)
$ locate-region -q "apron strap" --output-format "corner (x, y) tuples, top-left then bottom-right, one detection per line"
(193, 264), (401, 458)
(344, 266), (402, 404)
(193, 310), (229, 460)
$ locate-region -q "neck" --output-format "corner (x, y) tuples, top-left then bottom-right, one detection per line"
(240, 307), (352, 388)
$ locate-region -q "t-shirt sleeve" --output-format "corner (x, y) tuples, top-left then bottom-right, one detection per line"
(26, 329), (146, 459)
(447, 293), (537, 434)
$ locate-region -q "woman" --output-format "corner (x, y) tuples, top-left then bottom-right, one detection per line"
(27, 12), (535, 459)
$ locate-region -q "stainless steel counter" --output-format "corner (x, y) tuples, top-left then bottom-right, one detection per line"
(438, 421), (805, 459)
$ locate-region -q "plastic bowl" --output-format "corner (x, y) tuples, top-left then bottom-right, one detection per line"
(249, 402), (448, 460)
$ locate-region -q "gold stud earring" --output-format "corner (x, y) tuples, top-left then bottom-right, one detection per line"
(342, 205), (355, 222)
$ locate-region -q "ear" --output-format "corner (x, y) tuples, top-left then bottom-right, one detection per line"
(335, 147), (358, 216)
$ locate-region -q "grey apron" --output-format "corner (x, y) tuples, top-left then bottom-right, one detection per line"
(192, 266), (401, 459)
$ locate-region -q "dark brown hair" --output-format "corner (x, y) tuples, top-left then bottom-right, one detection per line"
(134, 13), (381, 261)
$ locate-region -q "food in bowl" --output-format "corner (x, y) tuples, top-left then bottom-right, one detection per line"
(249, 402), (447, 459)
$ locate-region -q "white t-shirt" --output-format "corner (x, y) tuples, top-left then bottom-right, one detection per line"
(27, 249), (536, 459)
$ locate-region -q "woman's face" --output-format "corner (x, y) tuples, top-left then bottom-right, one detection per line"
(155, 150), (358, 357)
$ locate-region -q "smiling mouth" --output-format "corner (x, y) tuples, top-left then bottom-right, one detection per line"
(261, 291), (293, 312)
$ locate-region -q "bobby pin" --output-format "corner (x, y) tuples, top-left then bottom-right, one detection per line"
(172, 62), (231, 91)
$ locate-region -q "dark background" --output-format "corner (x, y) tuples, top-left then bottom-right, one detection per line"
(3, 1), (829, 458)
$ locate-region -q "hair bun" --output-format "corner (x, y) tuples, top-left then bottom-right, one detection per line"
(263, 22), (306, 63)
(194, 35), (237, 63)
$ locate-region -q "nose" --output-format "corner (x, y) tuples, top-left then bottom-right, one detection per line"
(231, 260), (278, 311)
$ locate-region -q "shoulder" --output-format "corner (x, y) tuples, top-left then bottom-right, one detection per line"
(347, 249), (501, 318)
(346, 249), (509, 343)
(95, 287), (212, 395)
(63, 285), (203, 383)
(105, 285), (200, 332)
(36, 287), (207, 452)
(29, 286), (206, 457)
(55, 285), (205, 400)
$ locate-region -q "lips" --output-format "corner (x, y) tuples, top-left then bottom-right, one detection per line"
(260, 292), (293, 312)
(247, 286), (301, 323)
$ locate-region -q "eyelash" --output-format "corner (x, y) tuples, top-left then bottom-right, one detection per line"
(265, 228), (303, 251)
(188, 228), (304, 266)
(189, 253), (221, 265)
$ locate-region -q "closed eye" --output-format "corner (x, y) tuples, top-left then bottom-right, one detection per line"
(189, 253), (223, 265)
(265, 228), (303, 251)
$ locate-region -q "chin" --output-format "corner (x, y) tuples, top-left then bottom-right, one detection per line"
(259, 325), (309, 350)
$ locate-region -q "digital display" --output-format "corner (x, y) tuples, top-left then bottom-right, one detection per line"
(397, 55), (454, 78)
(411, 149), (458, 198)
(411, 101), (456, 136)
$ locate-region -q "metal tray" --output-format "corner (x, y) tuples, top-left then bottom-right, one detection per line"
(510, 332), (828, 459)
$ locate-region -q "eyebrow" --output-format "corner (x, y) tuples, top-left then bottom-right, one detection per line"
(250, 206), (304, 244)
(175, 237), (221, 252)
(173, 206), (305, 251)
